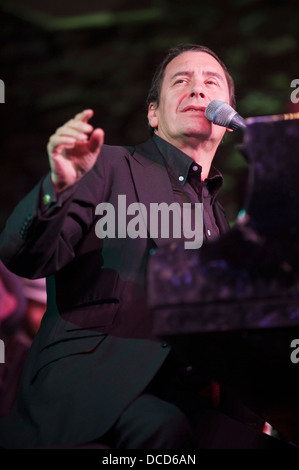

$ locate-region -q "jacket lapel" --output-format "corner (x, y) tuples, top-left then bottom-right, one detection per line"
(127, 138), (177, 247)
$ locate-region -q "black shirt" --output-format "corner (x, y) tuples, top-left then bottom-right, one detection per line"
(152, 134), (223, 242)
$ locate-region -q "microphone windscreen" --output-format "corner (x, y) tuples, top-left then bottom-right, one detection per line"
(205, 100), (236, 127)
(205, 100), (225, 120)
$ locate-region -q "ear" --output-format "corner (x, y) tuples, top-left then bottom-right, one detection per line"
(147, 103), (159, 130)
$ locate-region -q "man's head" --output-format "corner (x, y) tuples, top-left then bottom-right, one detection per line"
(146, 44), (236, 147)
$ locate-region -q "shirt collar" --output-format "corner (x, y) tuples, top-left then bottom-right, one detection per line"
(152, 134), (223, 199)
(204, 166), (224, 201)
(153, 134), (193, 185)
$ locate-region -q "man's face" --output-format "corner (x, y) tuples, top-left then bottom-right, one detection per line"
(148, 51), (231, 147)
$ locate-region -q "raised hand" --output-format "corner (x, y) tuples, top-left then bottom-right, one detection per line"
(47, 109), (104, 193)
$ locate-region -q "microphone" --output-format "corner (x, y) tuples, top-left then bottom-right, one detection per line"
(205, 100), (247, 132)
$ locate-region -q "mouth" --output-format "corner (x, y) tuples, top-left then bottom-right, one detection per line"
(182, 106), (206, 113)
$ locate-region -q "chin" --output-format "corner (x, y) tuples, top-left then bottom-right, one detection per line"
(185, 127), (211, 139)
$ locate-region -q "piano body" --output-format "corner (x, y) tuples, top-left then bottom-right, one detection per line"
(148, 114), (299, 445)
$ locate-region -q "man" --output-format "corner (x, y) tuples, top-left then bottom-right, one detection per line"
(0, 261), (29, 418)
(0, 44), (272, 449)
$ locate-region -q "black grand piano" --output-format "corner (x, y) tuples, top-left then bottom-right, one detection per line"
(148, 113), (299, 446)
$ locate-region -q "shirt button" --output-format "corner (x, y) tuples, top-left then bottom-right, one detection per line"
(161, 342), (168, 348)
(186, 365), (193, 373)
(207, 229), (211, 236)
(192, 165), (198, 171)
(178, 175), (184, 182)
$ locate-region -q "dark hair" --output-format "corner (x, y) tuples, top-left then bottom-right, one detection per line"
(146, 44), (236, 133)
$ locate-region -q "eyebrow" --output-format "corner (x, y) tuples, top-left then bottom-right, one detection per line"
(203, 71), (225, 84)
(170, 71), (192, 81)
(170, 70), (225, 84)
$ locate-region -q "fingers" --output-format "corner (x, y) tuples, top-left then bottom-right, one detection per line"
(48, 135), (76, 151)
(89, 128), (105, 153)
(47, 111), (104, 191)
(74, 109), (94, 123)
(48, 109), (105, 158)
(48, 109), (95, 152)
(56, 120), (93, 141)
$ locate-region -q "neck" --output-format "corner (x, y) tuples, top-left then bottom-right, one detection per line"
(185, 143), (215, 180)
(156, 132), (219, 180)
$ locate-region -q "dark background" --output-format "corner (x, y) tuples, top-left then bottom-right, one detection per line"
(0, 0), (298, 230)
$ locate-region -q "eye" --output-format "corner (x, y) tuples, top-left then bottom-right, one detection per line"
(173, 78), (188, 85)
(206, 80), (217, 85)
(205, 78), (219, 87)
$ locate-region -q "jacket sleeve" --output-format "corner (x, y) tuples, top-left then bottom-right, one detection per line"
(0, 156), (106, 279)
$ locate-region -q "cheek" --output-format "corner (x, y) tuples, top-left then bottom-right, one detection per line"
(161, 91), (188, 115)
(176, 92), (188, 109)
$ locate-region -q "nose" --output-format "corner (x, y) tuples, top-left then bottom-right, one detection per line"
(190, 87), (205, 99)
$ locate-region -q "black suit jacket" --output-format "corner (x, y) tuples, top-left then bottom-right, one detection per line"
(0, 138), (230, 448)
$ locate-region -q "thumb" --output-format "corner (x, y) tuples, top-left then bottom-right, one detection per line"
(89, 128), (105, 153)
